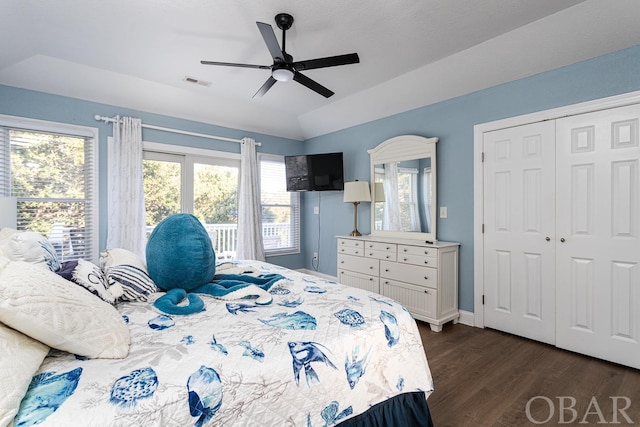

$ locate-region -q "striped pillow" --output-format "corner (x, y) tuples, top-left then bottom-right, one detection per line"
(106, 264), (157, 302)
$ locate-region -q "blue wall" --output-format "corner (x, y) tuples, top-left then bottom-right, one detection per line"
(302, 44), (640, 312)
(1, 44), (639, 312)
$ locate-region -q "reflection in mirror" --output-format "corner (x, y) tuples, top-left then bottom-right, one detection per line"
(373, 157), (433, 233)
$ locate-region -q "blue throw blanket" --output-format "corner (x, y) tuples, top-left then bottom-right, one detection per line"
(154, 273), (284, 315)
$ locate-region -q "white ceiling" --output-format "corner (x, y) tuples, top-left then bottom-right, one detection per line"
(1, 0), (639, 140)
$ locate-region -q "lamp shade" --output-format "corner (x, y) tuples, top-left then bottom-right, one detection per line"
(0, 197), (17, 229)
(343, 181), (371, 203)
(374, 182), (386, 202)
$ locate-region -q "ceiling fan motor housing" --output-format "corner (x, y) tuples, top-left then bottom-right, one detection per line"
(275, 13), (294, 31)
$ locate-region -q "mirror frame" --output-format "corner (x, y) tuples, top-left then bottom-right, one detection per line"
(368, 134), (438, 241)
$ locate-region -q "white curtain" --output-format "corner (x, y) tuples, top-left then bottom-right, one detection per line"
(106, 116), (146, 257)
(422, 167), (432, 233)
(382, 162), (401, 231)
(408, 171), (421, 231)
(236, 137), (265, 261)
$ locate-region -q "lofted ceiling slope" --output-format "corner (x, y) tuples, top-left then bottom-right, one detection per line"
(1, 0), (639, 140)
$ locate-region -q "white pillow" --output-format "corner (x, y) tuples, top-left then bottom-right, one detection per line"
(0, 227), (18, 240)
(0, 323), (50, 427)
(72, 259), (116, 304)
(100, 247), (147, 270)
(100, 248), (157, 302)
(0, 257), (130, 359)
(0, 229), (61, 272)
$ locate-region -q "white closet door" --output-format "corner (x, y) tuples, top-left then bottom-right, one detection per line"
(483, 121), (556, 344)
(556, 104), (640, 368)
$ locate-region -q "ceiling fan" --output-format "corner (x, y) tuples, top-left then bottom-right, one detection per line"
(201, 13), (360, 99)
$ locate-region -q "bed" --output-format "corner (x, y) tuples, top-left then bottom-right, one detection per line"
(0, 228), (434, 427)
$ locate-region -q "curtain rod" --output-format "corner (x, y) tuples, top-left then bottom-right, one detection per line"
(94, 115), (261, 146)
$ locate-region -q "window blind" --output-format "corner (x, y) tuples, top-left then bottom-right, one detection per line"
(0, 119), (98, 263)
(259, 154), (300, 255)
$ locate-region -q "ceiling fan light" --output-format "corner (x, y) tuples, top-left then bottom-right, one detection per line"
(272, 68), (294, 82)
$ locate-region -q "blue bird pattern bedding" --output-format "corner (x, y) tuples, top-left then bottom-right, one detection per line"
(13, 261), (434, 426)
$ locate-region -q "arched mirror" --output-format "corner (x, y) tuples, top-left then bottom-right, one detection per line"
(368, 135), (438, 241)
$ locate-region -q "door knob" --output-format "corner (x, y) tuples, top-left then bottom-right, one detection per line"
(560, 238), (566, 243)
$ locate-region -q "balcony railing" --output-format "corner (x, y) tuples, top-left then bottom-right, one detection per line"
(146, 222), (292, 260)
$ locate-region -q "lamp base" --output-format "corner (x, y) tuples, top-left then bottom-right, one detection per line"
(349, 229), (362, 237)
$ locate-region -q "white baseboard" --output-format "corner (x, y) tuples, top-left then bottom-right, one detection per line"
(458, 310), (475, 327)
(296, 268), (338, 281)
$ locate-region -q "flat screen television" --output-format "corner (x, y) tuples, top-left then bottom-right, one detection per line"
(285, 152), (344, 192)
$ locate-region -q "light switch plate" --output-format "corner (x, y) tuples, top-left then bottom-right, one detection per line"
(440, 206), (448, 218)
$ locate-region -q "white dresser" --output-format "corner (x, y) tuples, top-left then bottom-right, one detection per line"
(337, 235), (460, 332)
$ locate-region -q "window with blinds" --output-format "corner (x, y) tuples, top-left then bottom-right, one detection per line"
(259, 154), (300, 255)
(0, 116), (98, 263)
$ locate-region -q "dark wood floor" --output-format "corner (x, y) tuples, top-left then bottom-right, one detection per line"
(417, 321), (640, 426)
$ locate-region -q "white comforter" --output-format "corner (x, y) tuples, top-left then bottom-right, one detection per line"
(13, 261), (433, 426)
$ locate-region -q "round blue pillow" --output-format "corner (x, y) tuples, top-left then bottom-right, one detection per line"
(146, 213), (216, 291)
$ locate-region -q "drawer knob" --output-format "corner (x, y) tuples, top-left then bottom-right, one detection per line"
(403, 248), (407, 252)
(341, 261), (344, 264)
(385, 269), (389, 272)
(369, 252), (373, 256)
(369, 278), (373, 281)
(386, 255), (390, 259)
(386, 246), (390, 250)
(424, 260), (429, 265)
(370, 266), (373, 270)
(424, 290), (429, 294)
(424, 251), (429, 255)
(403, 258), (408, 262)
(424, 276), (429, 280)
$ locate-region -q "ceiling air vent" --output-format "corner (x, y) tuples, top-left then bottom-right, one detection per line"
(183, 76), (211, 87)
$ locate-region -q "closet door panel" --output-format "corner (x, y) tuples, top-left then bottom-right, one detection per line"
(483, 121), (556, 345)
(556, 103), (640, 369)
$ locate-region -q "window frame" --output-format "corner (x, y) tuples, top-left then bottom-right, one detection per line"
(142, 142), (300, 257)
(0, 114), (99, 262)
(258, 152), (301, 256)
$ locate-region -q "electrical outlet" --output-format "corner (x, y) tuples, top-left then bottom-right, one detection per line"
(314, 206), (319, 214)
(440, 206), (448, 218)
(313, 252), (318, 260)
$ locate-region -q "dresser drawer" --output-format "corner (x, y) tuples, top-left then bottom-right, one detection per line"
(338, 254), (379, 276)
(398, 244), (437, 258)
(397, 245), (437, 266)
(380, 260), (437, 289)
(365, 249), (397, 261)
(337, 238), (365, 256)
(364, 241), (396, 253)
(364, 241), (396, 261)
(398, 253), (437, 267)
(338, 270), (379, 293)
(381, 279), (437, 319)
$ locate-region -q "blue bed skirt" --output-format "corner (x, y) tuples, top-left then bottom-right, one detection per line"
(337, 392), (434, 427)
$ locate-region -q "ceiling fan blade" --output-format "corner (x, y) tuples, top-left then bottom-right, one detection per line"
(253, 76), (278, 98)
(292, 53), (359, 71)
(200, 60), (271, 69)
(293, 72), (334, 98)
(256, 22), (284, 62)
